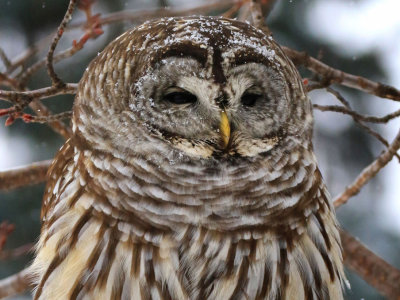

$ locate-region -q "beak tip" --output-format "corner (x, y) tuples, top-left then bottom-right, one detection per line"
(220, 111), (231, 148)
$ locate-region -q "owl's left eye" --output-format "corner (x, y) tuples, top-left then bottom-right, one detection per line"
(163, 89), (197, 105)
(241, 93), (263, 107)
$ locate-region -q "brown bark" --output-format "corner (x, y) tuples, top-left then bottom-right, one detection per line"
(0, 160), (51, 191)
(341, 231), (400, 300)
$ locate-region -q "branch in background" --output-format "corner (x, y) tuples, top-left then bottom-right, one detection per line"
(0, 48), (12, 70)
(249, 0), (263, 28)
(0, 243), (34, 261)
(284, 47), (400, 101)
(0, 73), (22, 90)
(352, 118), (400, 163)
(311, 87), (400, 163)
(341, 231), (400, 300)
(0, 84), (77, 104)
(6, 47), (40, 77)
(28, 100), (72, 139)
(0, 84), (76, 135)
(313, 104), (400, 124)
(19, 14), (104, 85)
(70, 0), (237, 29)
(314, 104), (400, 162)
(0, 222), (15, 251)
(5, 0), (237, 79)
(22, 111), (72, 125)
(19, 46), (81, 85)
(222, 2), (242, 18)
(322, 87), (400, 162)
(47, 0), (78, 88)
(334, 129), (400, 207)
(0, 160), (51, 191)
(0, 268), (31, 299)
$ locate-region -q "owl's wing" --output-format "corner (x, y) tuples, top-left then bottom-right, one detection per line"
(41, 139), (75, 223)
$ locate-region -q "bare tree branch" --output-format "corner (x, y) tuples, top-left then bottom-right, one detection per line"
(334, 129), (400, 207)
(0, 160), (51, 191)
(313, 104), (400, 124)
(0, 243), (34, 261)
(76, 0), (238, 27)
(0, 222), (14, 252)
(341, 231), (400, 300)
(47, 0), (78, 88)
(28, 100), (72, 139)
(0, 48), (12, 70)
(315, 87), (400, 162)
(0, 84), (77, 103)
(19, 46), (81, 85)
(284, 47), (400, 101)
(250, 0), (263, 28)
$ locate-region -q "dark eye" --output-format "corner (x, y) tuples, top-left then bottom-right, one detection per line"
(241, 93), (262, 107)
(163, 91), (197, 105)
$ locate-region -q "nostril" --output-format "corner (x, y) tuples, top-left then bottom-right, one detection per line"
(215, 93), (229, 109)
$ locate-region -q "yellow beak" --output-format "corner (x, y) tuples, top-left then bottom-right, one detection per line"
(220, 110), (231, 148)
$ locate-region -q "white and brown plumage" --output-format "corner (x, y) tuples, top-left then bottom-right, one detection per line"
(31, 16), (345, 299)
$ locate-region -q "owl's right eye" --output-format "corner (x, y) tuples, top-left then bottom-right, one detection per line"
(163, 89), (197, 105)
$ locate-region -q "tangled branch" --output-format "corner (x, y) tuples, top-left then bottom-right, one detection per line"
(334, 129), (400, 207)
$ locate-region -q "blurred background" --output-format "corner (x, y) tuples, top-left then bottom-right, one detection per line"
(0, 0), (399, 299)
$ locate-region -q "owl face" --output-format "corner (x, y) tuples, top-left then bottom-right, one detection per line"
(74, 16), (312, 162)
(132, 57), (290, 158)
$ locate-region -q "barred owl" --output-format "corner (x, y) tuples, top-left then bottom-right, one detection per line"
(31, 16), (345, 299)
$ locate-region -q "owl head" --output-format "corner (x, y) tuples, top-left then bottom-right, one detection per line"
(73, 16), (313, 164)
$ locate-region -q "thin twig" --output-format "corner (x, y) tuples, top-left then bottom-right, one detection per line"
(0, 73), (22, 90)
(250, 0), (263, 28)
(313, 104), (400, 124)
(23, 110), (72, 124)
(313, 103), (400, 163)
(0, 243), (34, 261)
(237, 1), (251, 22)
(0, 222), (15, 251)
(222, 2), (242, 18)
(0, 83), (77, 103)
(0, 160), (51, 191)
(0, 48), (12, 70)
(352, 118), (400, 163)
(20, 46), (80, 85)
(47, 0), (78, 88)
(334, 129), (400, 207)
(312, 87), (400, 161)
(341, 230), (400, 299)
(5, 0), (236, 80)
(69, 0), (237, 29)
(0, 268), (31, 299)
(29, 101), (72, 138)
(284, 46), (400, 101)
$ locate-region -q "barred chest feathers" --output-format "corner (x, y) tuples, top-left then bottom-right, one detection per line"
(31, 140), (344, 299)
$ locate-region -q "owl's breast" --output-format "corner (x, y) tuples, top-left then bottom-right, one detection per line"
(32, 203), (343, 299)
